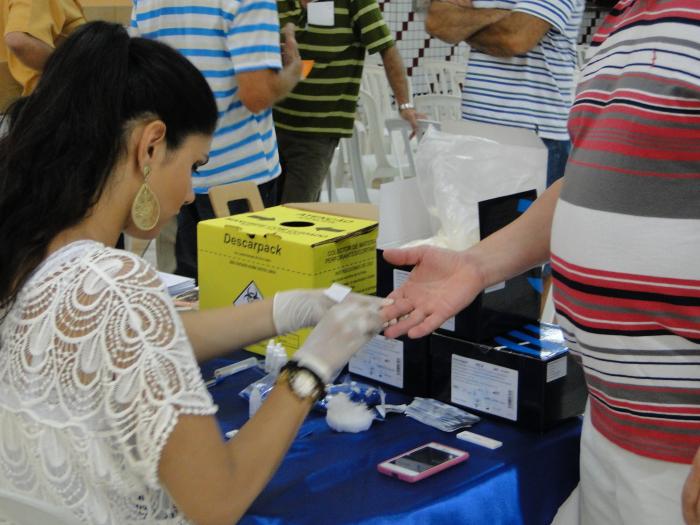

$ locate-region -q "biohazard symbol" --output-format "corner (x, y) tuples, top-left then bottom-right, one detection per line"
(233, 281), (263, 305)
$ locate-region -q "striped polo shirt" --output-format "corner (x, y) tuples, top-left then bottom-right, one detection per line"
(273, 0), (393, 137)
(462, 0), (584, 141)
(130, 0), (282, 193)
(551, 0), (700, 463)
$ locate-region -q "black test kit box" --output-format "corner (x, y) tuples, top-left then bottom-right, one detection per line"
(429, 324), (587, 432)
(378, 188), (542, 343)
(349, 334), (431, 396)
(349, 176), (542, 396)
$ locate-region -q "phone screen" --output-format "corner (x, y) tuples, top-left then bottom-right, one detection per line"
(389, 446), (458, 473)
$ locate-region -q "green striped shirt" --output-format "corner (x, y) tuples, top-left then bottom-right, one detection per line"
(274, 0), (394, 137)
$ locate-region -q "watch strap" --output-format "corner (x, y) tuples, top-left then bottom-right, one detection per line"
(278, 361), (326, 403)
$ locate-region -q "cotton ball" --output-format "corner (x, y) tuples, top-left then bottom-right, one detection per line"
(326, 393), (374, 433)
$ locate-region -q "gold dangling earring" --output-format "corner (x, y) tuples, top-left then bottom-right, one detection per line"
(131, 165), (161, 231)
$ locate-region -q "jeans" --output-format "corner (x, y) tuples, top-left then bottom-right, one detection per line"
(276, 128), (340, 203)
(542, 138), (571, 187)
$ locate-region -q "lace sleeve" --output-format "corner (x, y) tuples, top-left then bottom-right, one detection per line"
(78, 248), (217, 489)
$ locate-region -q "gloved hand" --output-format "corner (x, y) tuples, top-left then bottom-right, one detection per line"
(291, 294), (391, 384)
(272, 289), (335, 335)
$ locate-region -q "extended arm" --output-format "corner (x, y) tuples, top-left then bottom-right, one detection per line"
(180, 299), (277, 362)
(4, 31), (53, 71)
(160, 297), (388, 525)
(180, 288), (374, 361)
(380, 45), (419, 134)
(159, 386), (312, 525)
(382, 179), (563, 339)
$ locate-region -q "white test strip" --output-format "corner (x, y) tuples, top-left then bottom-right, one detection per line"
(225, 429), (239, 439)
(324, 282), (352, 303)
(456, 430), (503, 450)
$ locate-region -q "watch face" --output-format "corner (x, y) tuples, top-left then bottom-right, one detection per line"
(291, 370), (317, 398)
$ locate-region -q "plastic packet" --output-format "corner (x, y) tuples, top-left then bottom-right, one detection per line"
(413, 126), (546, 251)
(405, 397), (480, 432)
(239, 373), (276, 403)
(240, 374), (393, 422)
(319, 378), (383, 409)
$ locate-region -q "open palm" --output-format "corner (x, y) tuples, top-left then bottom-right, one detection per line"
(381, 246), (483, 339)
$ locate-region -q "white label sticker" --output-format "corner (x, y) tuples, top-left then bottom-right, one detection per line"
(392, 268), (409, 291)
(440, 316), (456, 331)
(349, 335), (404, 388)
(546, 356), (568, 383)
(451, 354), (518, 421)
(307, 1), (334, 26)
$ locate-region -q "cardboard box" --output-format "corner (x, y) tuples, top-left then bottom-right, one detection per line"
(198, 204), (378, 355)
(348, 334), (431, 396)
(377, 179), (542, 342)
(429, 325), (588, 432)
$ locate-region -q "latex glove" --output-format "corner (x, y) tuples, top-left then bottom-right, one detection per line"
(273, 288), (376, 334)
(272, 289), (335, 335)
(292, 294), (391, 383)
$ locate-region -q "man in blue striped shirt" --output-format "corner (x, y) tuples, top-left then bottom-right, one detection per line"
(426, 0), (584, 187)
(130, 1), (301, 278)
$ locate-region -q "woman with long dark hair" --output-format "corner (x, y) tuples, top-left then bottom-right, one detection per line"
(0, 22), (388, 525)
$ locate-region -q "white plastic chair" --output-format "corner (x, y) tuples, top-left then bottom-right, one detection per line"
(361, 65), (394, 123)
(357, 88), (416, 186)
(383, 118), (441, 181)
(0, 488), (80, 525)
(414, 94), (462, 122)
(326, 120), (378, 203)
(421, 59), (467, 96)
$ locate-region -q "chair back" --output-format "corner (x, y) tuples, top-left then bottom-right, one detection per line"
(414, 94), (462, 122)
(208, 181), (264, 218)
(357, 88), (393, 170)
(421, 59), (466, 96)
(0, 488), (80, 525)
(361, 65), (395, 122)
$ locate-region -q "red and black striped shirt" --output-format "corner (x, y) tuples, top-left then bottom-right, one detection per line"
(551, 0), (700, 464)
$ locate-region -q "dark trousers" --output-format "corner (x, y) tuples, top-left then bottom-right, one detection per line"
(542, 138), (571, 187)
(276, 128), (340, 203)
(174, 176), (280, 279)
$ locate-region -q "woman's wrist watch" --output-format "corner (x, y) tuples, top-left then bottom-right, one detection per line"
(398, 102), (415, 111)
(277, 361), (325, 403)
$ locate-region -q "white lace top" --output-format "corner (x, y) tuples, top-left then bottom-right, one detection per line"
(0, 241), (216, 524)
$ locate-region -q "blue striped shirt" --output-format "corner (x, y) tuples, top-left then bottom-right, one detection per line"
(462, 0), (584, 141)
(130, 0), (282, 193)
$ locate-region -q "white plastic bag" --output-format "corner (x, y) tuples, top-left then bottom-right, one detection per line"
(413, 126), (546, 250)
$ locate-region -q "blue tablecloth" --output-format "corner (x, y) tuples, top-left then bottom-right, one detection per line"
(202, 354), (581, 525)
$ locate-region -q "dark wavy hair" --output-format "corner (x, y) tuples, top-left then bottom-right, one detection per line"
(0, 21), (218, 312)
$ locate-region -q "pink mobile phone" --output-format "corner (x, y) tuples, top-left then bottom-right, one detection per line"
(377, 442), (469, 483)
